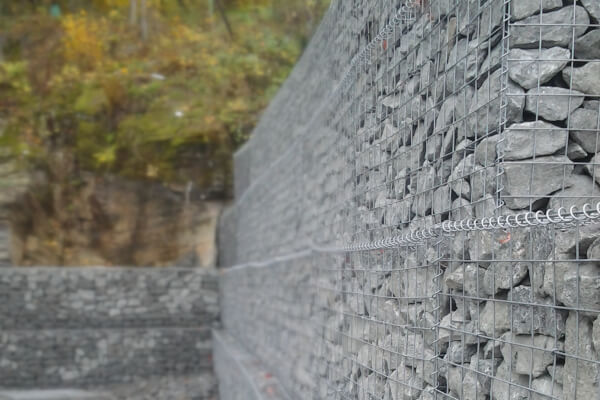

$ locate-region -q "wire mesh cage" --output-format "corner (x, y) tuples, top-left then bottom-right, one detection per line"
(221, 0), (600, 399)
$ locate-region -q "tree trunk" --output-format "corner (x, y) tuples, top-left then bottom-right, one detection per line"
(129, 0), (137, 26)
(140, 0), (148, 41)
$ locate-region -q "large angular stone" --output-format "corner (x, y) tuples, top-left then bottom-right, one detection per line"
(435, 87), (474, 132)
(502, 155), (573, 210)
(573, 30), (600, 60)
(511, 0), (562, 21)
(569, 107), (600, 153)
(388, 364), (424, 400)
(563, 62), (600, 96)
(581, 0), (600, 20)
(474, 135), (499, 167)
(531, 375), (563, 400)
(567, 141), (587, 160)
(546, 364), (564, 385)
(451, 197), (474, 221)
(525, 87), (585, 122)
(439, 311), (482, 345)
(490, 361), (531, 400)
(510, 6), (590, 49)
(500, 334), (564, 377)
(467, 69), (525, 138)
(446, 38), (484, 94)
(479, 299), (511, 337)
(548, 174), (600, 212)
(470, 166), (496, 201)
(559, 263), (600, 315)
(508, 47), (570, 89)
(444, 263), (486, 297)
(469, 227), (553, 294)
(563, 314), (600, 400)
(445, 341), (478, 364)
(433, 185), (452, 215)
(504, 121), (568, 160)
(510, 285), (567, 337)
(462, 356), (500, 400)
(585, 154), (600, 186)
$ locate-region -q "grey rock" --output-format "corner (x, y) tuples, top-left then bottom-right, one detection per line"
(388, 364), (424, 400)
(445, 38), (485, 94)
(588, 236), (600, 260)
(435, 87), (475, 132)
(444, 263), (486, 297)
(462, 356), (500, 400)
(480, 42), (503, 76)
(439, 311), (482, 345)
(525, 87), (585, 122)
(504, 121), (568, 160)
(546, 364), (564, 386)
(511, 0), (562, 21)
(483, 338), (503, 359)
(490, 361), (531, 400)
(479, 300), (511, 337)
(479, 0), (504, 38)
(473, 194), (496, 219)
(446, 365), (466, 399)
(468, 69), (525, 138)
(593, 316), (600, 352)
(511, 6), (590, 48)
(433, 185), (452, 214)
(451, 198), (474, 221)
(531, 375), (563, 400)
(426, 133), (443, 161)
(563, 62), (600, 95)
(469, 226), (553, 294)
(570, 107), (600, 153)
(567, 141), (588, 160)
(470, 166), (496, 201)
(510, 285), (567, 337)
(548, 174), (600, 212)
(500, 334), (564, 377)
(564, 314), (599, 400)
(559, 263), (600, 314)
(508, 47), (570, 89)
(581, 0), (600, 21)
(445, 341), (478, 364)
(586, 154), (600, 186)
(474, 135), (499, 167)
(502, 155), (574, 209)
(573, 29), (600, 60)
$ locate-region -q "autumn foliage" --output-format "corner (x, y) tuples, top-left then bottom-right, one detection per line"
(0, 0), (328, 195)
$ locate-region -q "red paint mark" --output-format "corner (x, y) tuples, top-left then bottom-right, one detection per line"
(265, 372), (273, 379)
(382, 39), (388, 51)
(499, 232), (511, 245)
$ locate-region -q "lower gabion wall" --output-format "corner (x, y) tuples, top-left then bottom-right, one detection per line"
(0, 267), (219, 398)
(221, 226), (600, 400)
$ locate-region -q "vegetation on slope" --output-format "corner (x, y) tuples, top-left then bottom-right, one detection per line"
(0, 0), (328, 196)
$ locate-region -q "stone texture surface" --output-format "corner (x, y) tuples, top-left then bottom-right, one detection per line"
(510, 6), (590, 48)
(563, 62), (600, 95)
(525, 87), (585, 121)
(0, 267), (219, 398)
(508, 47), (570, 90)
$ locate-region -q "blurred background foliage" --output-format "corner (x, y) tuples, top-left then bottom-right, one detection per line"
(0, 0), (329, 196)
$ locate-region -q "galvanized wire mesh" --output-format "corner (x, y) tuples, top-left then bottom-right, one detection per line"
(220, 0), (600, 399)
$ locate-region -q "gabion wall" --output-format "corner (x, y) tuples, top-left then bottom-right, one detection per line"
(0, 267), (218, 391)
(221, 1), (600, 399)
